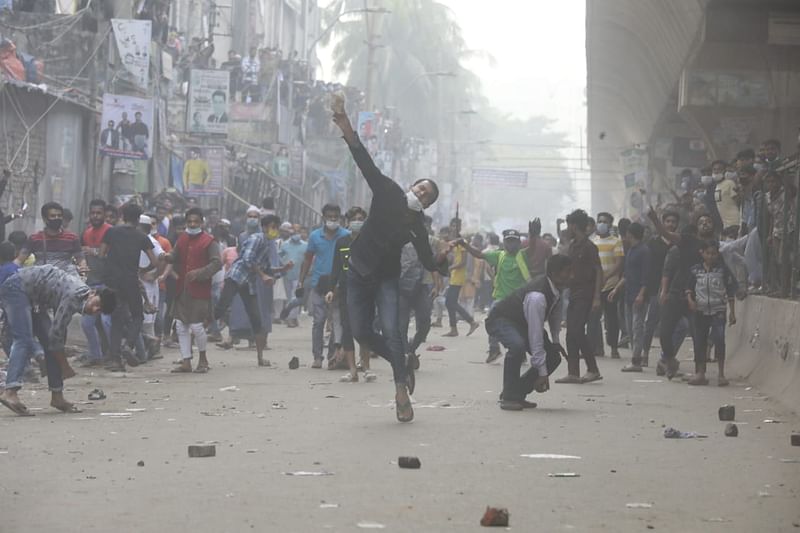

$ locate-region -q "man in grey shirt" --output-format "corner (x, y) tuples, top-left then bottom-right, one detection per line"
(0, 265), (115, 416)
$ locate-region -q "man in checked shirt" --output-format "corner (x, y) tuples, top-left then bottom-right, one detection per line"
(214, 214), (288, 367)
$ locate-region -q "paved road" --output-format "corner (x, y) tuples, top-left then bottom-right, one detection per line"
(1, 315), (799, 532)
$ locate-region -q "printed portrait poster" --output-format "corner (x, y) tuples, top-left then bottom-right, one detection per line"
(356, 111), (376, 140)
(186, 69), (231, 135)
(99, 94), (154, 160)
(179, 145), (226, 197)
(111, 19), (151, 90)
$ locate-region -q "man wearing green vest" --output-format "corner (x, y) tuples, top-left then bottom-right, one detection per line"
(461, 220), (552, 363)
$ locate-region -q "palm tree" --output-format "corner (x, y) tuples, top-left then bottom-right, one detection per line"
(323, 0), (486, 136)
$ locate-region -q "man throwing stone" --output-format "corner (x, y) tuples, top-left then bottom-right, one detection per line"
(332, 103), (449, 423)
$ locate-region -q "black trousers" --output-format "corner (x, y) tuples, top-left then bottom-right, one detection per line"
(566, 296), (599, 375)
(659, 295), (690, 361)
(215, 278), (263, 335)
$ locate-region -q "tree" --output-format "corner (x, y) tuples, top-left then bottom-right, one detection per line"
(324, 0), (486, 137)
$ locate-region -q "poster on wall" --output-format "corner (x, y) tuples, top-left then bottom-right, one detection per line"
(99, 94), (154, 160)
(111, 19), (151, 90)
(173, 145), (226, 197)
(186, 69), (230, 135)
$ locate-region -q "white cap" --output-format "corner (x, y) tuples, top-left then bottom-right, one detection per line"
(139, 214), (152, 225)
(246, 205), (260, 215)
(220, 218), (231, 226)
(280, 222), (292, 230)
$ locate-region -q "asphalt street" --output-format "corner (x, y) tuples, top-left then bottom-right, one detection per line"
(1, 315), (798, 532)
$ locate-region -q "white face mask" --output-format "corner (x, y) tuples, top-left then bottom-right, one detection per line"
(185, 227), (202, 236)
(712, 172), (724, 182)
(725, 171), (737, 181)
(349, 220), (364, 232)
(325, 220), (340, 231)
(406, 190), (423, 212)
(701, 175), (713, 186)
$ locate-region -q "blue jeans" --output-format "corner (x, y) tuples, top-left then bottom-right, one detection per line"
(399, 282), (432, 355)
(347, 269), (406, 385)
(81, 313), (112, 362)
(643, 293), (660, 356)
(488, 300), (501, 354)
(625, 301), (646, 365)
(1, 277), (63, 391)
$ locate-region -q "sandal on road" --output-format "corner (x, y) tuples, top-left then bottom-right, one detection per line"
(555, 375), (583, 384)
(0, 397), (34, 416)
(51, 402), (82, 414)
(193, 365), (210, 374)
(171, 365), (192, 373)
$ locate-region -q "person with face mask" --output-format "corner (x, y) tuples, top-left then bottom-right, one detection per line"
(332, 102), (449, 423)
(326, 207), (375, 383)
(589, 212), (624, 359)
(461, 223), (551, 363)
(18, 201), (87, 278)
(272, 222), (295, 323)
(164, 207), (222, 373)
(486, 254), (572, 411)
(214, 214), (284, 367)
(298, 204), (350, 369)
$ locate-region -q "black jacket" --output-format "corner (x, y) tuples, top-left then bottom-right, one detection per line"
(346, 137), (447, 281)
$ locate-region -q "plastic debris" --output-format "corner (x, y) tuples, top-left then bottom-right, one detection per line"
(663, 427), (707, 439)
(88, 389), (106, 400)
(272, 402), (286, 410)
(145, 379), (161, 384)
(763, 419), (783, 424)
(188, 445), (216, 458)
(520, 454), (581, 459)
(283, 471), (333, 477)
(480, 507), (510, 527)
(548, 472), (580, 477)
(219, 386), (240, 392)
(758, 491), (771, 498)
(398, 456), (421, 469)
(319, 503), (339, 509)
(718, 405), (735, 421)
(356, 522), (386, 529)
(289, 356), (299, 370)
(626, 503), (653, 509)
(724, 423), (738, 437)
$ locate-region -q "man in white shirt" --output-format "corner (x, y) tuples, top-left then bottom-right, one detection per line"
(485, 254), (573, 411)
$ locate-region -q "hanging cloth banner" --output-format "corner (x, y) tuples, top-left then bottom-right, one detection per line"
(112, 19), (152, 90)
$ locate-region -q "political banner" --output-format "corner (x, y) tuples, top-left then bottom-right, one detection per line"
(111, 19), (151, 90)
(471, 168), (528, 188)
(99, 94), (154, 160)
(175, 145), (226, 197)
(186, 69), (230, 135)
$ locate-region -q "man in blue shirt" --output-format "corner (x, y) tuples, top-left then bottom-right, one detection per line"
(609, 222), (651, 372)
(298, 204), (350, 368)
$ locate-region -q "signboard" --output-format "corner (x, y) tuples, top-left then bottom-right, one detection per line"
(471, 168), (528, 188)
(357, 111), (377, 140)
(172, 145), (226, 197)
(186, 69), (230, 135)
(111, 19), (151, 90)
(99, 94), (154, 160)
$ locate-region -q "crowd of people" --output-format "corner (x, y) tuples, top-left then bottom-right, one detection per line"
(0, 114), (796, 420)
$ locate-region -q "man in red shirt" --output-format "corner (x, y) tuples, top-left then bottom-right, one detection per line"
(18, 201), (87, 277)
(164, 207), (221, 373)
(80, 199), (113, 367)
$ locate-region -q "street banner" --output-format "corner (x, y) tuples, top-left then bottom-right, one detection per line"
(186, 69), (230, 136)
(174, 145), (226, 197)
(472, 168), (528, 188)
(99, 93), (154, 160)
(111, 19), (151, 90)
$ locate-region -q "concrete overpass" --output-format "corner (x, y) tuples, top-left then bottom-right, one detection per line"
(587, 0), (800, 215)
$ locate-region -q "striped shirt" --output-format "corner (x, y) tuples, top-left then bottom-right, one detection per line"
(592, 234), (624, 292)
(23, 229), (84, 277)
